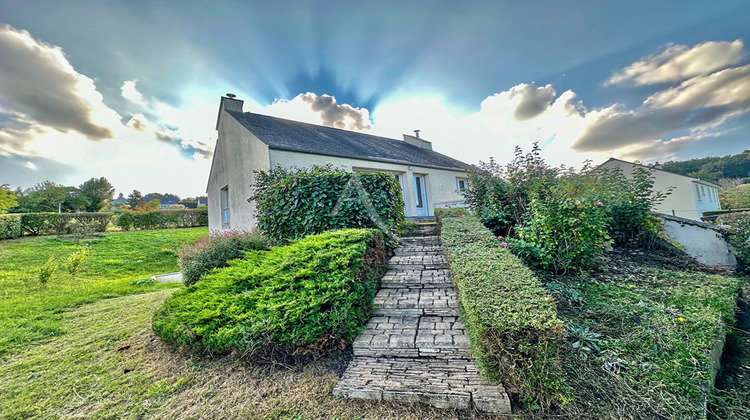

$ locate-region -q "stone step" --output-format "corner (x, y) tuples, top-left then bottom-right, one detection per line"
(352, 316), (471, 359)
(389, 255), (448, 265)
(400, 235), (441, 243)
(333, 357), (511, 413)
(380, 268), (453, 289)
(373, 287), (458, 317)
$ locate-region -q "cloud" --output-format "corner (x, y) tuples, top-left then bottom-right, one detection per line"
(575, 64), (750, 153)
(606, 40), (745, 86)
(299, 93), (372, 130)
(0, 25), (119, 142)
(508, 83), (557, 120)
(121, 80), (148, 108)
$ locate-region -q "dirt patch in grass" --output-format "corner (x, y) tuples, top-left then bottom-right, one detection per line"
(0, 289), (507, 419)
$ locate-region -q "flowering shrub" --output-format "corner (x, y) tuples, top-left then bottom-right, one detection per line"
(177, 229), (269, 286)
(513, 180), (611, 273)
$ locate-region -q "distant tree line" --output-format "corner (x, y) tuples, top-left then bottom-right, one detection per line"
(662, 150), (750, 182)
(0, 178), (205, 214)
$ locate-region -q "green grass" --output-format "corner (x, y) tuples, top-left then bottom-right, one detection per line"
(0, 289), (489, 419)
(0, 227), (207, 356)
(555, 267), (741, 419)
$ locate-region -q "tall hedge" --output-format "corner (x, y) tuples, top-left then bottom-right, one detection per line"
(436, 208), (566, 407)
(0, 214), (22, 240)
(114, 209), (208, 231)
(251, 166), (404, 243)
(153, 229), (387, 358)
(19, 213), (114, 236)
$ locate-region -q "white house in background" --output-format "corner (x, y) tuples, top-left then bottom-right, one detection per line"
(598, 158), (721, 221)
(207, 95), (469, 231)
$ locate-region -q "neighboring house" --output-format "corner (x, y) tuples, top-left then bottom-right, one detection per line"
(109, 193), (128, 209)
(207, 95), (469, 231)
(197, 197), (208, 207)
(145, 196), (180, 210)
(598, 158), (721, 221)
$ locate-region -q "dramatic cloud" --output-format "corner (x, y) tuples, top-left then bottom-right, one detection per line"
(299, 93), (371, 130)
(606, 40), (745, 86)
(124, 109), (214, 160)
(0, 25), (118, 143)
(509, 83), (557, 120)
(575, 64), (750, 152)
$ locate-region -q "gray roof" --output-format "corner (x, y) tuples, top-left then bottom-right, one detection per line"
(226, 111), (469, 171)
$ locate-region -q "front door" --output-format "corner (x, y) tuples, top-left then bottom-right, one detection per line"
(414, 175), (428, 216)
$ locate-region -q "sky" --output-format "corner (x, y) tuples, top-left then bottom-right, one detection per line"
(1, 0), (749, 198)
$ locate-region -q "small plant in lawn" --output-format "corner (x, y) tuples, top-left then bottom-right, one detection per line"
(567, 324), (601, 354)
(38, 255), (58, 285)
(65, 245), (90, 280)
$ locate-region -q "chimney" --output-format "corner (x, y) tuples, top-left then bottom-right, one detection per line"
(216, 93), (244, 129)
(403, 132), (432, 150)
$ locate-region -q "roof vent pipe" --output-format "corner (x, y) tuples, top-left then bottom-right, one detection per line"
(414, 129), (420, 139)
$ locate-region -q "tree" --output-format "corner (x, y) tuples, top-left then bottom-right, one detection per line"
(79, 177), (115, 212)
(127, 190), (144, 209)
(0, 184), (17, 213)
(145, 199), (161, 211)
(720, 184), (750, 209)
(9, 181), (90, 213)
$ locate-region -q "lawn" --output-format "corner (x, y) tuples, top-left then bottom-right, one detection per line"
(0, 227), (207, 356)
(0, 289), (498, 419)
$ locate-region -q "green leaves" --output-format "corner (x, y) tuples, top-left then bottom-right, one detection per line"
(250, 165), (404, 244)
(152, 229), (387, 358)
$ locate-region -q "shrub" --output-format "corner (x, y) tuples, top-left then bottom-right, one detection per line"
(65, 245), (90, 280)
(38, 255), (58, 285)
(727, 217), (750, 273)
(435, 208), (566, 407)
(0, 214), (22, 240)
(513, 179), (611, 273)
(19, 213), (114, 236)
(178, 230), (270, 287)
(251, 166), (404, 243)
(720, 184), (750, 209)
(114, 209), (208, 231)
(716, 211), (750, 226)
(152, 229), (387, 358)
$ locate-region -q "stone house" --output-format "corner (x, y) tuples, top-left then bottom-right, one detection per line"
(598, 157), (721, 221)
(207, 95), (469, 231)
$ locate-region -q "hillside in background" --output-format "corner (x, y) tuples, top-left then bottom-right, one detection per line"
(662, 150), (750, 182)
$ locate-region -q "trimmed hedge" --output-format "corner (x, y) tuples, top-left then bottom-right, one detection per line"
(703, 208), (750, 217)
(19, 213), (114, 236)
(153, 229), (387, 357)
(114, 209), (208, 231)
(436, 208), (566, 407)
(0, 214), (22, 239)
(251, 166), (404, 243)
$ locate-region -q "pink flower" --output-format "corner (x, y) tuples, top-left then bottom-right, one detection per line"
(594, 201), (603, 206)
(500, 242), (508, 247)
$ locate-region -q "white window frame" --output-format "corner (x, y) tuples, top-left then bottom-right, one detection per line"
(456, 178), (468, 194)
(695, 184), (701, 201)
(220, 186), (230, 228)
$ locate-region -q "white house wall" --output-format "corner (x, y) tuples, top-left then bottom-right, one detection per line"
(598, 160), (720, 220)
(269, 149), (467, 217)
(207, 110), (270, 231)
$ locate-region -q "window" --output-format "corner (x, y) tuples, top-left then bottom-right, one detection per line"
(456, 178), (468, 194)
(220, 186), (230, 228)
(700, 185), (705, 196)
(695, 184), (701, 201)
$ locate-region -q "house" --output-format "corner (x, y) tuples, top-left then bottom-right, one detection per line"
(207, 95), (469, 231)
(145, 196), (180, 210)
(197, 197), (208, 207)
(598, 158), (721, 221)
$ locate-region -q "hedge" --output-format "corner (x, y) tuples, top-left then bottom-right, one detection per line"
(114, 209), (208, 231)
(0, 214), (22, 240)
(19, 213), (114, 236)
(435, 208), (567, 407)
(703, 208), (750, 217)
(716, 211), (750, 226)
(152, 229), (387, 358)
(251, 166), (404, 243)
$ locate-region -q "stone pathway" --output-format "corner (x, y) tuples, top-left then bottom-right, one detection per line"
(334, 223), (511, 414)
